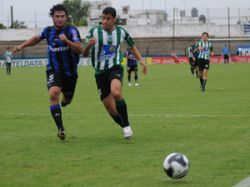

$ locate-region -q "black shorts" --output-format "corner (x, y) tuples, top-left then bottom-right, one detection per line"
(197, 59), (210, 70)
(224, 54), (229, 60)
(46, 70), (78, 100)
(5, 63), (11, 68)
(95, 65), (123, 100)
(127, 66), (138, 73)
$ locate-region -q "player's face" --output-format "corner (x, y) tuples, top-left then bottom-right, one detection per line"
(202, 34), (208, 41)
(53, 11), (67, 29)
(102, 14), (116, 31)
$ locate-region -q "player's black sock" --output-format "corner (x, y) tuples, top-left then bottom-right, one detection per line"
(128, 73), (131, 83)
(134, 71), (138, 82)
(199, 78), (203, 86)
(116, 99), (130, 128)
(202, 79), (207, 90)
(110, 113), (123, 127)
(191, 67), (194, 74)
(50, 104), (64, 131)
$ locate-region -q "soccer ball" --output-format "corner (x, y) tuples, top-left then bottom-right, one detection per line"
(163, 152), (189, 179)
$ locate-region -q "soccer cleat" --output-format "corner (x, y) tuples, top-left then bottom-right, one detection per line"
(135, 83), (139, 86)
(122, 126), (133, 139)
(128, 82), (132, 87)
(57, 129), (66, 141)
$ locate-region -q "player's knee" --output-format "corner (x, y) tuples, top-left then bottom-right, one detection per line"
(112, 90), (122, 100)
(49, 90), (60, 101)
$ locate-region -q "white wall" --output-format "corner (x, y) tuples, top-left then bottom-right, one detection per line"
(0, 24), (248, 41)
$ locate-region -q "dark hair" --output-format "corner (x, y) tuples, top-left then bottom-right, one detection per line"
(50, 4), (68, 17)
(202, 32), (209, 37)
(102, 7), (116, 18)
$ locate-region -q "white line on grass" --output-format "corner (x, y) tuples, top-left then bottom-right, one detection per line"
(234, 177), (250, 187)
(0, 112), (249, 118)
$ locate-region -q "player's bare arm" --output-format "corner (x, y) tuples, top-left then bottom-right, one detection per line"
(130, 46), (147, 75)
(82, 37), (96, 57)
(13, 36), (42, 53)
(59, 34), (82, 54)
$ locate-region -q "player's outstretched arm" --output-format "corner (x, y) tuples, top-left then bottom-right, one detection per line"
(130, 46), (147, 75)
(13, 36), (42, 53)
(82, 37), (96, 57)
(59, 34), (83, 54)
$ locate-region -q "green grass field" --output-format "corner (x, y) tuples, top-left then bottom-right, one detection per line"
(0, 63), (249, 187)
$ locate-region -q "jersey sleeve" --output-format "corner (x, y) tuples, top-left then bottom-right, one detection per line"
(69, 27), (81, 43)
(38, 27), (47, 40)
(121, 28), (135, 48)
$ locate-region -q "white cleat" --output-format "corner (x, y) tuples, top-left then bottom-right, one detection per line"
(128, 82), (132, 87)
(122, 126), (133, 139)
(135, 83), (139, 86)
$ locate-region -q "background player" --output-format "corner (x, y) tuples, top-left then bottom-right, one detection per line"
(195, 32), (213, 92)
(82, 7), (147, 139)
(186, 43), (196, 76)
(124, 48), (139, 86)
(4, 47), (13, 75)
(13, 4), (82, 140)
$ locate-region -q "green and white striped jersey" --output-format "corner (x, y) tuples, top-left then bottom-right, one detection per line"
(186, 46), (193, 58)
(4, 51), (12, 63)
(84, 25), (135, 74)
(196, 39), (213, 60)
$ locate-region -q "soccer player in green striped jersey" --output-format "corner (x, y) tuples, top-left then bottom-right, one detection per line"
(82, 7), (147, 139)
(195, 32), (214, 91)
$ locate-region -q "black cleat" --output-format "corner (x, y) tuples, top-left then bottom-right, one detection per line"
(57, 129), (66, 141)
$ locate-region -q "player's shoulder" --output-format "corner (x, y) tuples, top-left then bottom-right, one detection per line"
(116, 25), (127, 32)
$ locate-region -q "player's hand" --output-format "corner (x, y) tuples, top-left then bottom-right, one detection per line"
(140, 59), (147, 75)
(211, 52), (214, 56)
(87, 37), (96, 47)
(12, 45), (22, 53)
(59, 34), (68, 43)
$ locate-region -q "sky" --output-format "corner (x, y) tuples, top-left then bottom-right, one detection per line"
(0, 0), (250, 27)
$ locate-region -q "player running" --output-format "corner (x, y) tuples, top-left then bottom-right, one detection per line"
(13, 4), (82, 140)
(195, 32), (213, 92)
(82, 7), (147, 139)
(124, 48), (139, 86)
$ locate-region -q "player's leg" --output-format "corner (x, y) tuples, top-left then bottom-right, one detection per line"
(201, 61), (209, 91)
(197, 59), (204, 87)
(47, 71), (65, 140)
(6, 63), (10, 75)
(61, 75), (77, 107)
(110, 78), (133, 138)
(127, 66), (132, 86)
(134, 67), (139, 86)
(189, 58), (194, 75)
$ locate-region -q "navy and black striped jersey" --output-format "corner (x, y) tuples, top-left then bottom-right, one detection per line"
(125, 49), (138, 67)
(39, 25), (81, 77)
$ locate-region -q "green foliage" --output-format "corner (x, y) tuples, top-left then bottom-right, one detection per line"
(0, 23), (7, 29)
(63, 0), (90, 26)
(11, 20), (27, 29)
(0, 64), (250, 186)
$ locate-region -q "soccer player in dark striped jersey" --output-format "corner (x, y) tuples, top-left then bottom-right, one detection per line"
(125, 48), (139, 86)
(82, 7), (147, 139)
(13, 4), (82, 140)
(194, 32), (214, 91)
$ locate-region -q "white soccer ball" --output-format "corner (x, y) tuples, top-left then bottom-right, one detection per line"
(163, 152), (190, 179)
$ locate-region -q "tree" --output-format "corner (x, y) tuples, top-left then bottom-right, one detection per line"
(0, 23), (7, 29)
(63, 0), (90, 26)
(11, 20), (27, 29)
